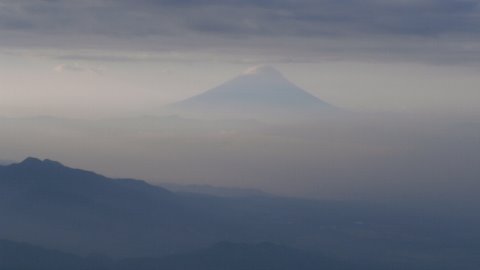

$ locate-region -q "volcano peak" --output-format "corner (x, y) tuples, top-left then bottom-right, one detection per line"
(166, 65), (337, 120)
(242, 65), (283, 77)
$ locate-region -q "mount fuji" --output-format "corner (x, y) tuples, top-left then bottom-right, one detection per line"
(166, 65), (337, 120)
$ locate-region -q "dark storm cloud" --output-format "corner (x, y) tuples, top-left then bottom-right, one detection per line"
(1, 0), (480, 63)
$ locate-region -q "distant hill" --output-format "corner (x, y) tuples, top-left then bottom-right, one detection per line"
(2, 158), (321, 257)
(0, 157), (174, 216)
(0, 239), (357, 270)
(1, 158), (479, 268)
(0, 157), (210, 257)
(0, 239), (108, 270)
(119, 241), (356, 270)
(166, 65), (337, 120)
(159, 183), (271, 198)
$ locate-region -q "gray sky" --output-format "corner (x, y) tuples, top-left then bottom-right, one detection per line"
(1, 0), (480, 57)
(1, 0), (480, 118)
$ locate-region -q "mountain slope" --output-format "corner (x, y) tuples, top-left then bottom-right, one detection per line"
(0, 239), (358, 270)
(0, 239), (108, 270)
(0, 157), (174, 214)
(119, 241), (356, 270)
(1, 158), (479, 268)
(0, 158), (217, 257)
(167, 65), (336, 119)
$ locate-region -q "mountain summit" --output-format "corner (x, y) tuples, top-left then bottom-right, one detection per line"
(241, 65), (285, 77)
(14, 157), (64, 169)
(166, 65), (336, 120)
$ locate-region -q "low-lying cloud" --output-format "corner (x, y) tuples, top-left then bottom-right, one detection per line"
(54, 63), (103, 74)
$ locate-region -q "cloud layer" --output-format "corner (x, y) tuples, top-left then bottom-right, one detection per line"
(1, 0), (480, 63)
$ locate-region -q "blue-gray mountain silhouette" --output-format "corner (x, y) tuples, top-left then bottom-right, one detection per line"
(167, 66), (336, 119)
(0, 239), (109, 270)
(0, 157), (200, 257)
(0, 157), (172, 203)
(1, 158), (479, 268)
(0, 239), (359, 270)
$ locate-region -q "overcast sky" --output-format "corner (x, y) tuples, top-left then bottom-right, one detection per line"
(1, 0), (480, 118)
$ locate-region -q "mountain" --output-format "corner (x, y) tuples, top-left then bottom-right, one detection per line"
(0, 157), (172, 207)
(0, 239), (357, 270)
(119, 241), (356, 270)
(2, 158), (331, 257)
(159, 183), (272, 198)
(166, 65), (337, 120)
(0, 239), (109, 270)
(1, 158), (479, 268)
(0, 158), (213, 257)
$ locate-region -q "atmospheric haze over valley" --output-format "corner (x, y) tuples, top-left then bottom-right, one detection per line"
(1, 65), (478, 206)
(1, 0), (480, 269)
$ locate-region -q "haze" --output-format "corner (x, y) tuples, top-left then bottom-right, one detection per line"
(1, 0), (480, 210)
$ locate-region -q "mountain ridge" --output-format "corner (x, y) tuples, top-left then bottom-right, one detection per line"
(0, 239), (360, 270)
(0, 157), (165, 189)
(1, 157), (478, 268)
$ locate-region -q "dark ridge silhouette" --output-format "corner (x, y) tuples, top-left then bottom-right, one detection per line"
(119, 241), (358, 270)
(0, 239), (110, 270)
(2, 238), (478, 270)
(1, 158), (479, 268)
(0, 239), (358, 270)
(0, 157), (172, 206)
(0, 158), (198, 257)
(159, 183), (272, 198)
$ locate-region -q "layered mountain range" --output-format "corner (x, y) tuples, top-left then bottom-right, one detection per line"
(0, 158), (479, 269)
